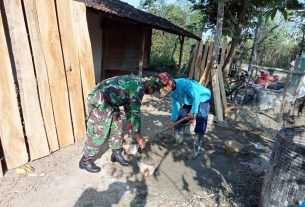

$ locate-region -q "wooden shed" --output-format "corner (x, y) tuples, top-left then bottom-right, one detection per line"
(0, 0), (199, 176)
(83, 0), (200, 82)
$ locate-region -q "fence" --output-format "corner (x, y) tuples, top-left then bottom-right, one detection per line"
(0, 0), (95, 176)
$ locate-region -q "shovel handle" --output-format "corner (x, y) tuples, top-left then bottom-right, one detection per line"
(155, 116), (189, 135)
(139, 117), (189, 154)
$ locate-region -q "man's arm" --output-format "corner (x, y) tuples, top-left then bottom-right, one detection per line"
(188, 83), (200, 115)
(170, 97), (180, 121)
(123, 104), (133, 132)
(127, 80), (145, 134)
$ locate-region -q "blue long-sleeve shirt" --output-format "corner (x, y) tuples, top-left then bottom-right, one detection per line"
(170, 78), (211, 121)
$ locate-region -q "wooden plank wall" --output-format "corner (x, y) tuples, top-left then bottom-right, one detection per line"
(103, 19), (150, 72)
(0, 0), (95, 174)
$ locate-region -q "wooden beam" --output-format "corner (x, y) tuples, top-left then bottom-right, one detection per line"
(219, 39), (228, 117)
(3, 0), (50, 159)
(35, 0), (74, 147)
(219, 38), (227, 69)
(199, 42), (214, 85)
(0, 10), (28, 169)
(218, 68), (227, 117)
(72, 0), (96, 110)
(199, 41), (209, 80)
(56, 0), (86, 140)
(210, 0), (224, 122)
(23, 0), (59, 152)
(178, 36), (184, 70)
(188, 42), (199, 79)
(194, 41), (204, 81)
(279, 68), (293, 120)
(211, 64), (223, 122)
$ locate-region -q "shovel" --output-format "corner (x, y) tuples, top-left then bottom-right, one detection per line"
(139, 116), (189, 152)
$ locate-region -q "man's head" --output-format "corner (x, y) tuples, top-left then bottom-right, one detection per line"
(144, 72), (174, 95)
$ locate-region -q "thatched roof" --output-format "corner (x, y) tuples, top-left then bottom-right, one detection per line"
(79, 0), (201, 40)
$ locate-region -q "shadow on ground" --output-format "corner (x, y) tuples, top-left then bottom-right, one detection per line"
(74, 179), (147, 207)
(75, 95), (272, 207)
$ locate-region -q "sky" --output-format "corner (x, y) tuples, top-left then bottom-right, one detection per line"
(121, 0), (176, 7)
(121, 0), (140, 7)
(122, 0), (305, 8)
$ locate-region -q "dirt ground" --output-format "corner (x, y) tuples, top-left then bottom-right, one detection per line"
(1, 94), (300, 207)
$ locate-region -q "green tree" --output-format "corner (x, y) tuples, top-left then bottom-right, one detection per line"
(190, 0), (303, 72)
(139, 0), (202, 75)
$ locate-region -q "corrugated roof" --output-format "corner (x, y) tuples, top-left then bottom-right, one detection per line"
(79, 0), (201, 40)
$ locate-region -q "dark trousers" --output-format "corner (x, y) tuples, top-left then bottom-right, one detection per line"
(177, 101), (210, 135)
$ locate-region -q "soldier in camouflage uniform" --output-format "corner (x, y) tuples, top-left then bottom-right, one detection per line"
(79, 73), (172, 173)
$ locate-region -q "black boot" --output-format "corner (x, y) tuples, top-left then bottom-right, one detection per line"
(79, 156), (101, 173)
(111, 149), (129, 166)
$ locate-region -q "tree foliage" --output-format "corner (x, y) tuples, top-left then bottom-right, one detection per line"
(139, 0), (202, 74)
(139, 0), (305, 72)
(190, 0), (304, 70)
(240, 19), (300, 68)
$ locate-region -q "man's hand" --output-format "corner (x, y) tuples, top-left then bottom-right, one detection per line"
(127, 120), (133, 132)
(187, 113), (195, 121)
(135, 134), (146, 149)
(167, 121), (175, 129)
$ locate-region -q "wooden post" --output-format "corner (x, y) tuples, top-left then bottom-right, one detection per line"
(35, 0), (74, 147)
(199, 41), (210, 80)
(0, 10), (28, 169)
(178, 36), (184, 70)
(56, 0), (86, 140)
(210, 0), (224, 122)
(219, 38), (227, 70)
(72, 0), (96, 110)
(23, 0), (59, 152)
(194, 41), (204, 81)
(219, 39), (228, 116)
(199, 42), (214, 84)
(138, 27), (146, 77)
(3, 0), (50, 159)
(211, 64), (224, 122)
(189, 42), (200, 79)
(279, 66), (293, 121)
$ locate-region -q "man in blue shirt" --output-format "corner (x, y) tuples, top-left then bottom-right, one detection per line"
(164, 78), (211, 159)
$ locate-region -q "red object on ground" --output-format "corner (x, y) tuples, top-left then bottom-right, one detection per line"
(254, 77), (268, 85)
(260, 71), (277, 81)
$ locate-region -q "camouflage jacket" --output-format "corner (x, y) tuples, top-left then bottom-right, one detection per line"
(88, 75), (146, 134)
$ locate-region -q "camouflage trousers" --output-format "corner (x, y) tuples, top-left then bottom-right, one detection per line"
(82, 94), (123, 158)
